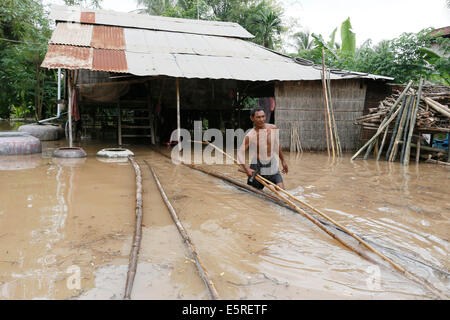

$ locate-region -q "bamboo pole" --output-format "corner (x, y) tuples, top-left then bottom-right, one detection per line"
(425, 156), (450, 166)
(144, 161), (220, 300)
(389, 95), (413, 162)
(352, 80), (414, 160)
(422, 97), (450, 118)
(195, 142), (447, 299)
(385, 96), (407, 161)
(321, 48), (332, 158)
(327, 69), (341, 157)
(124, 156), (143, 300)
(376, 124), (389, 161)
(400, 95), (414, 163)
(403, 79), (424, 166)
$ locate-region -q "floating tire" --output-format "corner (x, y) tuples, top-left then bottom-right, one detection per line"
(18, 123), (61, 141)
(0, 131), (42, 155)
(53, 147), (87, 158)
(96, 148), (134, 158)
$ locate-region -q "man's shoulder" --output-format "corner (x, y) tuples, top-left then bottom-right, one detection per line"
(266, 124), (277, 129)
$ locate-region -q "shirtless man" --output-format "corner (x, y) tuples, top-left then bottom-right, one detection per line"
(238, 106), (288, 190)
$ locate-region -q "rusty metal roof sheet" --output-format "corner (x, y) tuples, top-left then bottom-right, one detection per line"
(41, 45), (92, 70)
(92, 48), (127, 72)
(91, 25), (126, 50)
(49, 4), (254, 39)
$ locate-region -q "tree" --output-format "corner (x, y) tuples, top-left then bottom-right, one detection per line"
(135, 0), (286, 49)
(247, 1), (284, 49)
(136, 0), (177, 15)
(293, 30), (314, 51)
(63, 0), (103, 9)
(0, 0), (56, 119)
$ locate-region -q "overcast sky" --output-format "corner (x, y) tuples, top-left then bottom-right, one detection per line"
(45, 0), (450, 48)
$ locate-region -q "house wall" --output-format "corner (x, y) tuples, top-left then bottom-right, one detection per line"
(275, 79), (368, 151)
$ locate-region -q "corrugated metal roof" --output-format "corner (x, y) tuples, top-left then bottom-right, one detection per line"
(49, 4), (254, 39)
(50, 22), (291, 60)
(43, 6), (393, 82)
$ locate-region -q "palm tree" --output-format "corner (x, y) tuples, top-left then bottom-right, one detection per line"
(136, 0), (176, 15)
(293, 30), (314, 51)
(250, 2), (284, 49)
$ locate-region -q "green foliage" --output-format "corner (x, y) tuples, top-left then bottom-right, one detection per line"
(63, 0), (103, 9)
(340, 17), (355, 56)
(136, 0), (177, 16)
(295, 21), (449, 85)
(0, 0), (57, 119)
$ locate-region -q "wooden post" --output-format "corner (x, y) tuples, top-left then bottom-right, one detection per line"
(68, 70), (73, 148)
(176, 78), (181, 143)
(118, 102), (122, 146)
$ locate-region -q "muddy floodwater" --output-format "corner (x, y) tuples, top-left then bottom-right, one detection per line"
(0, 122), (449, 300)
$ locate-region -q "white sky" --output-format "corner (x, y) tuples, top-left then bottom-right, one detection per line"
(45, 0), (450, 49)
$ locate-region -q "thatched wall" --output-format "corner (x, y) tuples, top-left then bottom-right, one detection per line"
(275, 79), (368, 151)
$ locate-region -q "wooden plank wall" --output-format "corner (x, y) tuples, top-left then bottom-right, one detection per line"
(275, 79), (367, 151)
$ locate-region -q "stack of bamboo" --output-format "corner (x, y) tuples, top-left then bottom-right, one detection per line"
(355, 83), (450, 132)
(352, 80), (450, 165)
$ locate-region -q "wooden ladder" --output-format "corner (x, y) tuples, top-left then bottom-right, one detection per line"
(118, 102), (155, 146)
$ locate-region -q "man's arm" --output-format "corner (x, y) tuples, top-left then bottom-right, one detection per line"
(238, 135), (254, 177)
(273, 125), (288, 174)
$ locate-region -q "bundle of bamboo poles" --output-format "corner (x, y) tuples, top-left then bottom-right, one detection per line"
(352, 79), (450, 165)
(321, 48), (342, 158)
(290, 123), (303, 153)
(354, 83), (450, 132)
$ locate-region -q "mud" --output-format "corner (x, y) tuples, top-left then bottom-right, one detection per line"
(0, 121), (448, 299)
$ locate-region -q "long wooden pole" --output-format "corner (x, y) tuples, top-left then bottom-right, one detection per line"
(400, 95), (415, 163)
(322, 49), (335, 159)
(403, 79), (424, 166)
(68, 70), (73, 148)
(352, 80), (414, 160)
(327, 69), (341, 157)
(145, 160), (220, 300)
(176, 78), (181, 143)
(376, 125), (389, 161)
(423, 97), (450, 118)
(124, 156), (144, 300)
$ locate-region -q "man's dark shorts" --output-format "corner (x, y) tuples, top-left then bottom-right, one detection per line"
(247, 158), (283, 190)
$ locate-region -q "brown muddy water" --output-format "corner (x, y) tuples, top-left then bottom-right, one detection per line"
(0, 121), (448, 300)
